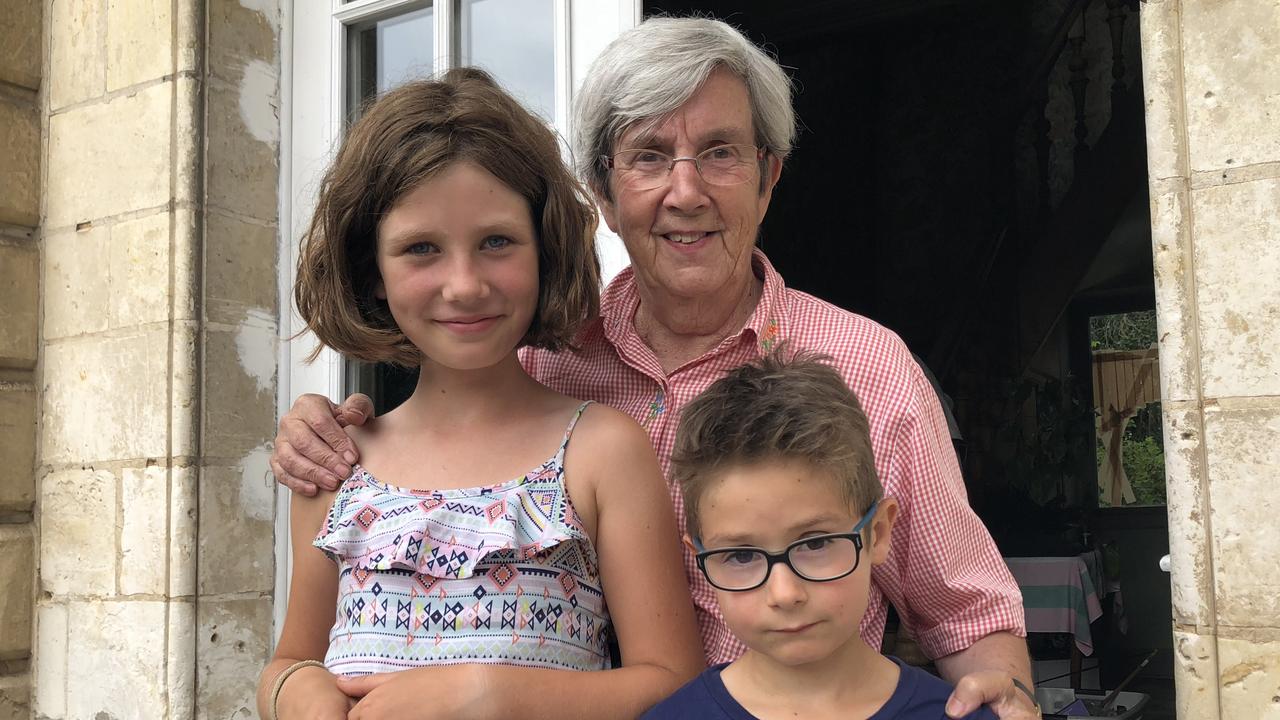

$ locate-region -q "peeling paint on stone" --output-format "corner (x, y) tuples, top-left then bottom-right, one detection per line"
(241, 443), (274, 522)
(238, 0), (278, 20)
(238, 58), (279, 144)
(234, 308), (276, 394)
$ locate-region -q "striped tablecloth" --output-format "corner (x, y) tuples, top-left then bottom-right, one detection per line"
(1004, 556), (1103, 655)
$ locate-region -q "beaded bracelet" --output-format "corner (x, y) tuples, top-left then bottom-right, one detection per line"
(269, 659), (327, 720)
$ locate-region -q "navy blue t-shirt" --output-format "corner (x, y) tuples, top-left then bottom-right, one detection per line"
(643, 656), (999, 720)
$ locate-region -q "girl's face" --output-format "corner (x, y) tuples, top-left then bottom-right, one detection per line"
(375, 160), (540, 371)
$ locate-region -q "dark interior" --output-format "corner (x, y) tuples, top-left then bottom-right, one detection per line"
(646, 0), (1172, 713)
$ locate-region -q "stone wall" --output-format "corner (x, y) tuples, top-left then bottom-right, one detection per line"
(1140, 0), (1280, 718)
(30, 1), (282, 718)
(0, 0), (43, 717)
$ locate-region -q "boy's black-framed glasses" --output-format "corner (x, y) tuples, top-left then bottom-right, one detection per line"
(692, 500), (880, 592)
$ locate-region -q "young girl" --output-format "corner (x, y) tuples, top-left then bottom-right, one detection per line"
(257, 68), (704, 720)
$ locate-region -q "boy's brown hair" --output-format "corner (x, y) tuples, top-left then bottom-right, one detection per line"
(672, 352), (882, 538)
(295, 67), (601, 367)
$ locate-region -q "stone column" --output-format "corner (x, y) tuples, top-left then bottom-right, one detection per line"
(32, 1), (281, 718)
(0, 1), (42, 717)
(196, 0), (283, 716)
(1141, 1), (1280, 718)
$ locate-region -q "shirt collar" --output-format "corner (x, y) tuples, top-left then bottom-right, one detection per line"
(599, 248), (790, 358)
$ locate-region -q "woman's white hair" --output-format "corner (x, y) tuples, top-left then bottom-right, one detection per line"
(573, 16), (795, 199)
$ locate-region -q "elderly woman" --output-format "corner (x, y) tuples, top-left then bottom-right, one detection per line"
(274, 17), (1038, 720)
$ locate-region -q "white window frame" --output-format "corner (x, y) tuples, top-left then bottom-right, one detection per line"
(275, 0), (640, 640)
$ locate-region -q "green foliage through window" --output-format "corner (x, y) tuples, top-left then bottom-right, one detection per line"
(1090, 310), (1165, 506)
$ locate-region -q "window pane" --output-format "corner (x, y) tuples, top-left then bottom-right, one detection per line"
(1089, 311), (1164, 507)
(344, 5), (434, 412)
(349, 6), (434, 115)
(460, 0), (555, 121)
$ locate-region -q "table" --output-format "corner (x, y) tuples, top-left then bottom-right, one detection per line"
(1004, 555), (1104, 688)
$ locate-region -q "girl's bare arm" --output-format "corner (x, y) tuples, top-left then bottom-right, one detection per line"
(256, 490), (351, 719)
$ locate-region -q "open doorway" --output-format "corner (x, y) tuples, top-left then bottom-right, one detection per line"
(646, 0), (1173, 716)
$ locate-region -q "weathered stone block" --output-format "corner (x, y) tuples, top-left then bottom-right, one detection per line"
(0, 242), (36, 366)
(1218, 629), (1280, 719)
(0, 0), (41, 90)
(42, 225), (111, 340)
(174, 76), (203, 211)
(0, 673), (29, 720)
(1204, 399), (1280, 628)
(1136, 0), (1187, 182)
(39, 468), (117, 597)
(121, 464), (168, 596)
(197, 597), (272, 720)
(0, 382), (36, 512)
(49, 0), (105, 109)
(1191, 177), (1280, 398)
(207, 212), (278, 325)
(206, 76), (280, 223)
(170, 320), (202, 462)
(41, 326), (175, 465)
(32, 603), (67, 718)
(106, 0), (174, 91)
(203, 324), (277, 458)
(1149, 186), (1197, 403)
(47, 82), (173, 229)
(65, 600), (168, 719)
(1181, 0), (1280, 173)
(0, 525), (33, 659)
(198, 459), (275, 596)
(1172, 628), (1219, 720)
(170, 465), (198, 598)
(167, 599), (196, 719)
(0, 243), (37, 369)
(1160, 401), (1212, 628)
(208, 0), (280, 84)
(109, 211), (175, 328)
(0, 99), (40, 227)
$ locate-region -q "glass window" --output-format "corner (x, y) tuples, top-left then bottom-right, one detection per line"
(349, 6), (434, 114)
(344, 5), (435, 411)
(460, 0), (555, 121)
(1089, 310), (1164, 507)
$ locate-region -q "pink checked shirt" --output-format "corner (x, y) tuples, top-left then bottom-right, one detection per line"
(522, 250), (1024, 665)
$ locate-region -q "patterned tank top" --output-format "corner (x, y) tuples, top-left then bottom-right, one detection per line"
(314, 402), (610, 674)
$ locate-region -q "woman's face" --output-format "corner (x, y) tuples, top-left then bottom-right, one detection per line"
(597, 67), (781, 310)
(375, 160), (540, 371)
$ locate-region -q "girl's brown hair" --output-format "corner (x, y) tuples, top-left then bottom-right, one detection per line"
(296, 67), (601, 367)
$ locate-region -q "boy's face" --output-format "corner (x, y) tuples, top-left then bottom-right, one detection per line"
(690, 457), (897, 667)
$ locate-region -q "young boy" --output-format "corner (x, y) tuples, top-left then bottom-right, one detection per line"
(644, 354), (999, 720)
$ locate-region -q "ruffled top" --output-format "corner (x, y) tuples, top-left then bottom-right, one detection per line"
(314, 402), (611, 674)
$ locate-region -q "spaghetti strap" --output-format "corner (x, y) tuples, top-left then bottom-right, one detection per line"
(556, 400), (594, 455)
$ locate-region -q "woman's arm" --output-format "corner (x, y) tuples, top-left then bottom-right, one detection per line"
(339, 406), (705, 720)
(256, 490), (351, 719)
(936, 632), (1038, 719)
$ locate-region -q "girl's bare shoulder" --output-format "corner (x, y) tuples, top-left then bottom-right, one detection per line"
(564, 401), (655, 473)
(571, 400), (646, 443)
